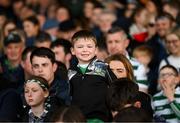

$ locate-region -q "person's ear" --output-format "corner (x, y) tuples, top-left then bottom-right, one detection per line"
(175, 76), (180, 85)
(134, 101), (141, 108)
(124, 39), (130, 49)
(71, 47), (75, 55)
(44, 90), (49, 98)
(65, 53), (72, 61)
(20, 61), (25, 69)
(53, 62), (57, 72)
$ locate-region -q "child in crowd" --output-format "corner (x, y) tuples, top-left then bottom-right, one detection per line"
(23, 76), (50, 122)
(152, 65), (180, 123)
(68, 30), (116, 121)
(133, 45), (153, 74)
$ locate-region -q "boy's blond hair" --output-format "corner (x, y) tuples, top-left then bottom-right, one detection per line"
(71, 30), (97, 47)
(133, 45), (153, 60)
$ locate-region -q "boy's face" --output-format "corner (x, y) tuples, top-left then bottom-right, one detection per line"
(109, 60), (127, 79)
(5, 43), (23, 62)
(31, 56), (57, 84)
(134, 52), (151, 66)
(24, 82), (48, 107)
(71, 38), (97, 64)
(159, 67), (179, 88)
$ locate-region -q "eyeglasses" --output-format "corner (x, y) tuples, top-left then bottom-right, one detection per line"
(148, 23), (155, 27)
(166, 39), (179, 44)
(159, 73), (176, 78)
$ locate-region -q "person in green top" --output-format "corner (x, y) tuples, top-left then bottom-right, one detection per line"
(152, 65), (180, 123)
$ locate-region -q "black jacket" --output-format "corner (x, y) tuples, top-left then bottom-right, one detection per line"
(68, 58), (116, 121)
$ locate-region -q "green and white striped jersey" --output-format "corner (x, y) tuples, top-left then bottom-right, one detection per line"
(152, 87), (180, 123)
(127, 54), (148, 89)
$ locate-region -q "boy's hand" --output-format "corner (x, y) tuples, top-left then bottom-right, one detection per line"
(162, 81), (175, 102)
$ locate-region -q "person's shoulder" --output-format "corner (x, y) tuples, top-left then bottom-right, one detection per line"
(153, 91), (163, 99)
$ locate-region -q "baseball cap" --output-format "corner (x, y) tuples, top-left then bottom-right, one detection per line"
(4, 33), (22, 46)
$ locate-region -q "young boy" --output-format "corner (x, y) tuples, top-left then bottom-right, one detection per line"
(152, 65), (180, 123)
(68, 30), (116, 121)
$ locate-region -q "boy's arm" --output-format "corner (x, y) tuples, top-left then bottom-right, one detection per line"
(169, 101), (180, 118)
(105, 64), (117, 85)
(162, 81), (180, 118)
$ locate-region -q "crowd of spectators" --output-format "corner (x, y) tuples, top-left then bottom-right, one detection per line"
(0, 0), (179, 122)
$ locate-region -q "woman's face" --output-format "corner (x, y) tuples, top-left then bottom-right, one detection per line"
(24, 82), (48, 107)
(23, 21), (39, 37)
(109, 60), (127, 79)
(165, 34), (180, 56)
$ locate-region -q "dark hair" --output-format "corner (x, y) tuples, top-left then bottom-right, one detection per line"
(71, 30), (97, 46)
(23, 16), (40, 26)
(113, 106), (152, 122)
(160, 64), (178, 76)
(135, 91), (153, 117)
(3, 33), (22, 46)
(58, 19), (76, 32)
(35, 32), (51, 44)
(30, 47), (56, 64)
(52, 106), (86, 122)
(50, 38), (72, 54)
(21, 46), (37, 61)
(108, 78), (139, 111)
(155, 12), (175, 22)
(107, 26), (128, 39)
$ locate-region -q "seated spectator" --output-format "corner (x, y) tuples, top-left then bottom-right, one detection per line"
(34, 32), (52, 48)
(0, 75), (23, 122)
(0, 33), (24, 93)
(105, 53), (135, 81)
(152, 65), (180, 123)
(159, 27), (180, 72)
(51, 106), (86, 122)
(21, 46), (37, 81)
(107, 78), (139, 117)
(42, 19), (59, 41)
(113, 106), (152, 122)
(23, 76), (51, 122)
(50, 38), (72, 69)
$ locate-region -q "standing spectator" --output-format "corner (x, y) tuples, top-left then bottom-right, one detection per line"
(68, 30), (116, 121)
